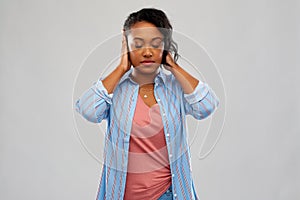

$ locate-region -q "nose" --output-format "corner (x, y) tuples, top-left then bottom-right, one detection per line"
(142, 47), (153, 57)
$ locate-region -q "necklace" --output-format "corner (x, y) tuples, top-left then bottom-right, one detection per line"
(139, 85), (154, 98)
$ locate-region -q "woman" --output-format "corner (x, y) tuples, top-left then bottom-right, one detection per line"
(75, 8), (219, 200)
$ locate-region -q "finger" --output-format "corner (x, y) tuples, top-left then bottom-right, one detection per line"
(121, 35), (128, 54)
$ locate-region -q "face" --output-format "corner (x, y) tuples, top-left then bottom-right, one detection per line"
(127, 21), (164, 74)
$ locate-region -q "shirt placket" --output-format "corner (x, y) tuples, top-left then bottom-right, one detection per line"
(154, 82), (178, 199)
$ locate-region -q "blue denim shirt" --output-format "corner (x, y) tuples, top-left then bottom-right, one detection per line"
(75, 67), (219, 200)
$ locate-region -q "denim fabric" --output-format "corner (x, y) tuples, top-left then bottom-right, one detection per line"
(157, 185), (173, 200)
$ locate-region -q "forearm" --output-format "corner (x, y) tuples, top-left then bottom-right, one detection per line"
(170, 64), (199, 94)
(102, 65), (127, 94)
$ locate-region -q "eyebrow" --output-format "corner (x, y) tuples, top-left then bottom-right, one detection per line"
(133, 37), (163, 41)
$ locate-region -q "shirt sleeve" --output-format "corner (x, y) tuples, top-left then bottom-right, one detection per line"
(183, 80), (220, 120)
(74, 78), (112, 123)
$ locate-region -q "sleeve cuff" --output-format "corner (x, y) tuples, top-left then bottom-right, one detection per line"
(94, 78), (113, 104)
(184, 81), (209, 104)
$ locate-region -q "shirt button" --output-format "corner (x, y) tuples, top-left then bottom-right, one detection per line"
(174, 193), (177, 197)
(166, 133), (170, 137)
(172, 174), (175, 177)
(157, 98), (160, 102)
(169, 154), (172, 157)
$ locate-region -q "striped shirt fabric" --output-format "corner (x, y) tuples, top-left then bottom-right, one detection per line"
(75, 67), (219, 200)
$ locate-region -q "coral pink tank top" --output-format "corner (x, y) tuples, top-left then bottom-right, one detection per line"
(123, 94), (172, 200)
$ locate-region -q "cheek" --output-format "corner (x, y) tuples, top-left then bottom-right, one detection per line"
(156, 49), (164, 60)
(158, 50), (164, 57)
(129, 51), (138, 60)
(128, 51), (140, 66)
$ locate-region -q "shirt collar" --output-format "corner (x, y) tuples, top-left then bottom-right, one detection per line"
(119, 65), (167, 85)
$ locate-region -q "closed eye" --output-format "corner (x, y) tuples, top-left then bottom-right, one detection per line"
(135, 44), (143, 48)
(151, 38), (163, 48)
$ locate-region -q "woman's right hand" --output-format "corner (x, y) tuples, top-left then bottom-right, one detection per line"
(119, 30), (131, 72)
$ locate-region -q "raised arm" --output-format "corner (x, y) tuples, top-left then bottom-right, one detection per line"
(102, 31), (131, 94)
(74, 31), (131, 123)
(164, 53), (219, 119)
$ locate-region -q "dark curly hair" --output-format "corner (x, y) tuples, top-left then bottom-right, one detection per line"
(123, 8), (179, 64)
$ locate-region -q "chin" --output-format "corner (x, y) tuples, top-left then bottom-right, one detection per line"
(134, 63), (160, 73)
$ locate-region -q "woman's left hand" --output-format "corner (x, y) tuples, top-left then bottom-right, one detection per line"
(163, 52), (178, 72)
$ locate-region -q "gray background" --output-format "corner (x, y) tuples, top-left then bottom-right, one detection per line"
(1, 0), (299, 200)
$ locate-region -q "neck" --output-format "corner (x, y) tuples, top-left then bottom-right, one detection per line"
(131, 68), (159, 86)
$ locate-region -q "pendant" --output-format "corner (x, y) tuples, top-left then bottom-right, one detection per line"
(143, 94), (148, 98)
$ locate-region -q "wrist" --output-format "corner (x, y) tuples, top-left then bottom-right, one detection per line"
(117, 64), (129, 74)
(169, 63), (180, 73)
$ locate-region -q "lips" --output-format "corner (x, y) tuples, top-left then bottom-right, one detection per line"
(141, 60), (155, 63)
(140, 60), (155, 66)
